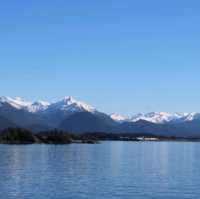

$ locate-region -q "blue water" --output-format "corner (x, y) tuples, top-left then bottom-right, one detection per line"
(0, 142), (200, 199)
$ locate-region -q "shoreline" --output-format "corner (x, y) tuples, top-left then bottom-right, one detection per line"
(1, 127), (200, 145)
(1, 138), (200, 145)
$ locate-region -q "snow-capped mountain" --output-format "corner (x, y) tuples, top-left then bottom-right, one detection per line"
(0, 96), (200, 136)
(1, 96), (200, 124)
(110, 112), (200, 124)
(0, 96), (99, 131)
(0, 96), (95, 114)
(110, 112), (184, 124)
(130, 112), (187, 124)
(1, 95), (200, 132)
(0, 96), (32, 110)
(130, 112), (200, 124)
(27, 101), (50, 113)
(110, 113), (128, 123)
(181, 113), (200, 122)
(46, 96), (96, 113)
(0, 96), (50, 113)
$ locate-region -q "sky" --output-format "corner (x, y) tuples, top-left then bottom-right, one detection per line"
(0, 0), (200, 115)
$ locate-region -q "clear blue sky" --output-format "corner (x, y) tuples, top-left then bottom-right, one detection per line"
(0, 0), (200, 115)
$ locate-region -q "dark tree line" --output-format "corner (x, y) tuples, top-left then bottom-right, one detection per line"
(0, 128), (72, 144)
(0, 127), (198, 145)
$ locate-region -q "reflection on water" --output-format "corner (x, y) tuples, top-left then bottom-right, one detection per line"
(0, 142), (200, 199)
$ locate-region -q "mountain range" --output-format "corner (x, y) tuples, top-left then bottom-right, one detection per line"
(0, 96), (200, 137)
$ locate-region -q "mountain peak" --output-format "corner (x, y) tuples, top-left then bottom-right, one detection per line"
(0, 96), (50, 113)
(0, 96), (32, 109)
(131, 112), (177, 123)
(129, 112), (200, 124)
(1, 96), (200, 124)
(0, 96), (96, 114)
(47, 96), (96, 113)
(28, 101), (50, 113)
(62, 96), (76, 105)
(110, 113), (128, 123)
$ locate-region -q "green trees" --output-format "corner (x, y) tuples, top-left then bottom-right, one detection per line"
(0, 128), (99, 144)
(0, 128), (36, 144)
(0, 128), (73, 144)
(37, 129), (72, 144)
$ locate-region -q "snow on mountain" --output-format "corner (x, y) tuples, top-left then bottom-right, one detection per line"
(182, 113), (200, 122)
(130, 112), (189, 124)
(0, 96), (49, 113)
(44, 96), (96, 113)
(110, 113), (128, 123)
(1, 96), (200, 124)
(27, 101), (50, 113)
(0, 96), (32, 109)
(0, 96), (96, 114)
(110, 112), (183, 124)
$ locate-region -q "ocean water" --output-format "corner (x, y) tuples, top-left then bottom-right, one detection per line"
(0, 142), (200, 199)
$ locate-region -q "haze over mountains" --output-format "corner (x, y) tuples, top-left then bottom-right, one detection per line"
(0, 96), (200, 137)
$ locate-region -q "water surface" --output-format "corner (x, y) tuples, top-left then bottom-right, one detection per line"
(0, 142), (200, 199)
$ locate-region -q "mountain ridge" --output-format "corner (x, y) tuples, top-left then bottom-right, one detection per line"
(0, 96), (199, 124)
(0, 96), (200, 137)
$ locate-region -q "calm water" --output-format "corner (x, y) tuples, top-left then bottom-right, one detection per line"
(0, 142), (200, 199)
